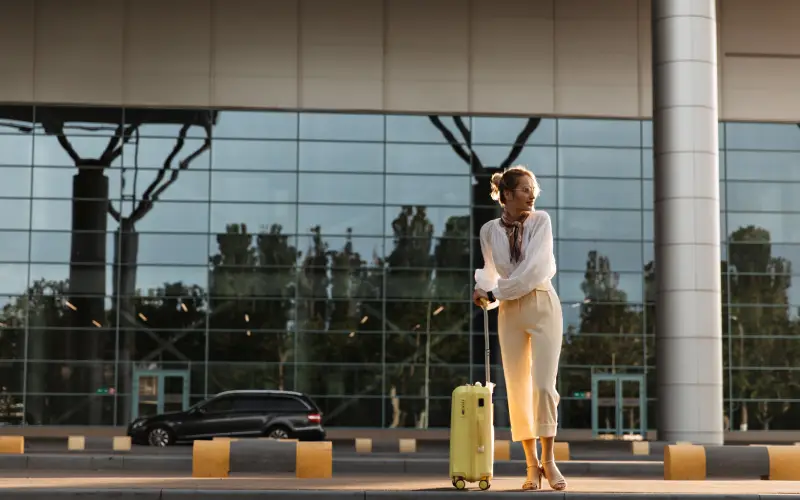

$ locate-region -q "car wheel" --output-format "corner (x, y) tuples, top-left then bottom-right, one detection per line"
(266, 426), (291, 440)
(147, 426), (173, 447)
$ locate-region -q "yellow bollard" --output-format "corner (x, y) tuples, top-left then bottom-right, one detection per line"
(67, 436), (86, 451)
(494, 440), (511, 461)
(632, 441), (650, 456)
(355, 438), (372, 453)
(399, 438), (416, 453)
(767, 446), (800, 480)
(554, 442), (570, 462)
(112, 436), (132, 452)
(0, 436), (24, 454)
(664, 444), (706, 480)
(296, 441), (332, 479)
(192, 440), (231, 478)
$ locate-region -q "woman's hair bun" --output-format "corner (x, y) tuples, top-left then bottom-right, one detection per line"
(490, 172), (504, 201)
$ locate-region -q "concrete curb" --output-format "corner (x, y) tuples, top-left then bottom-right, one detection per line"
(0, 490), (798, 499)
(0, 454), (664, 478)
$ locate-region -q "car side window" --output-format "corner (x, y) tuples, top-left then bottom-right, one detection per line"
(267, 396), (309, 412)
(202, 396), (233, 413)
(229, 395), (309, 412)
(232, 397), (270, 412)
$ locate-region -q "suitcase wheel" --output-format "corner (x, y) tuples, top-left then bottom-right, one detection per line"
(479, 479), (491, 490)
(453, 478), (466, 490)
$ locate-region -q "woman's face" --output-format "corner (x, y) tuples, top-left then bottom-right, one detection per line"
(505, 175), (535, 212)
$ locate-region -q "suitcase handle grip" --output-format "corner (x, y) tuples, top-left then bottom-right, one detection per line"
(476, 413), (484, 453)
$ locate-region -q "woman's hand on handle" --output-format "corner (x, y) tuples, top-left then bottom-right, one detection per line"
(473, 288), (489, 308)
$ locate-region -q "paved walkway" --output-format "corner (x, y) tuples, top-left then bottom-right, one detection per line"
(0, 473), (799, 495)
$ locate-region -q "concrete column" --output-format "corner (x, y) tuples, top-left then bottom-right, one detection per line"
(652, 0), (723, 445)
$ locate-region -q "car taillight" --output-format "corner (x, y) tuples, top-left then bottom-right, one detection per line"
(308, 413), (321, 423)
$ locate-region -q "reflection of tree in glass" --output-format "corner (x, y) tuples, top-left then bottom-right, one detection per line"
(303, 206), (471, 427)
(5, 279), (72, 423)
(384, 206), (435, 427)
(562, 251), (643, 369)
(208, 223), (298, 391)
(727, 225), (796, 430)
(645, 225), (800, 430)
(295, 226), (384, 425)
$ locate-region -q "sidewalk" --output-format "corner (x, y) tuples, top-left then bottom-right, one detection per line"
(0, 473), (799, 496)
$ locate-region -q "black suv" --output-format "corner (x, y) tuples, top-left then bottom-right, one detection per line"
(127, 390), (325, 447)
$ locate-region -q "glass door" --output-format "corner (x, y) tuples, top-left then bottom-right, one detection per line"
(131, 370), (190, 421)
(591, 373), (647, 439)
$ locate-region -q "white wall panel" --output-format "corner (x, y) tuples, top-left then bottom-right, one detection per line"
(211, 0), (298, 109)
(384, 0), (469, 112)
(469, 0), (554, 114)
(555, 0), (640, 117)
(34, 0), (124, 105)
(1, 0), (799, 122)
(124, 0), (211, 107)
(720, 0), (800, 122)
(0, 0), (35, 102)
(300, 0), (383, 110)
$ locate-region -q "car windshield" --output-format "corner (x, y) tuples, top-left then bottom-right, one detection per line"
(188, 398), (212, 410)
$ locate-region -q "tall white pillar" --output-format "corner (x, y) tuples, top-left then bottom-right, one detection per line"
(652, 0), (724, 445)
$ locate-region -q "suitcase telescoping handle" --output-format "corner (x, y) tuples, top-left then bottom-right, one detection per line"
(478, 297), (496, 385)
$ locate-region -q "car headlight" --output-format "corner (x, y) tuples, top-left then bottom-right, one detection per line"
(130, 419), (146, 428)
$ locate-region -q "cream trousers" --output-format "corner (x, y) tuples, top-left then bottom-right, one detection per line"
(497, 282), (563, 442)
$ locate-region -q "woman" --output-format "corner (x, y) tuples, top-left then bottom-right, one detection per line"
(473, 165), (566, 491)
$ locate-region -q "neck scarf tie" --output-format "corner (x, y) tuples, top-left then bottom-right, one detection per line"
(500, 210), (530, 264)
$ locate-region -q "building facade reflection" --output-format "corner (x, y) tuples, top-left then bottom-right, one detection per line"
(0, 104), (798, 431)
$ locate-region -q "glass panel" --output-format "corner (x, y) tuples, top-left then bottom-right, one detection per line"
(471, 116), (556, 145)
(299, 204), (383, 236)
(299, 172), (384, 204)
(725, 122), (800, 152)
(212, 139), (298, 171)
(386, 115), (468, 144)
(558, 209), (642, 240)
(385, 174), (470, 206)
(0, 199), (31, 230)
(621, 379), (643, 435)
(727, 181), (800, 212)
(137, 375), (159, 418)
(386, 143), (472, 176)
(558, 147), (642, 178)
(300, 142), (383, 173)
(558, 178), (642, 209)
(595, 379), (618, 436)
(163, 375), (186, 414)
(0, 167), (32, 198)
(0, 133), (33, 166)
(211, 171), (296, 203)
(726, 151), (800, 182)
(558, 240), (643, 273)
(210, 202), (297, 235)
(213, 110), (298, 140)
(299, 113), (384, 142)
(471, 145), (557, 176)
(558, 119), (642, 148)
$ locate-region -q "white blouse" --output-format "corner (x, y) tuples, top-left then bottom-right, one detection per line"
(474, 210), (557, 301)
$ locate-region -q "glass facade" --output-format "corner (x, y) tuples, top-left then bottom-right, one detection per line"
(0, 104), (798, 431)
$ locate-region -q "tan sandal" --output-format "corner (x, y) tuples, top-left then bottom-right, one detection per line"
(540, 460), (567, 490)
(522, 465), (543, 491)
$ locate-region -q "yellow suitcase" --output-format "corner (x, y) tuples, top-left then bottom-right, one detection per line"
(449, 298), (497, 491)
